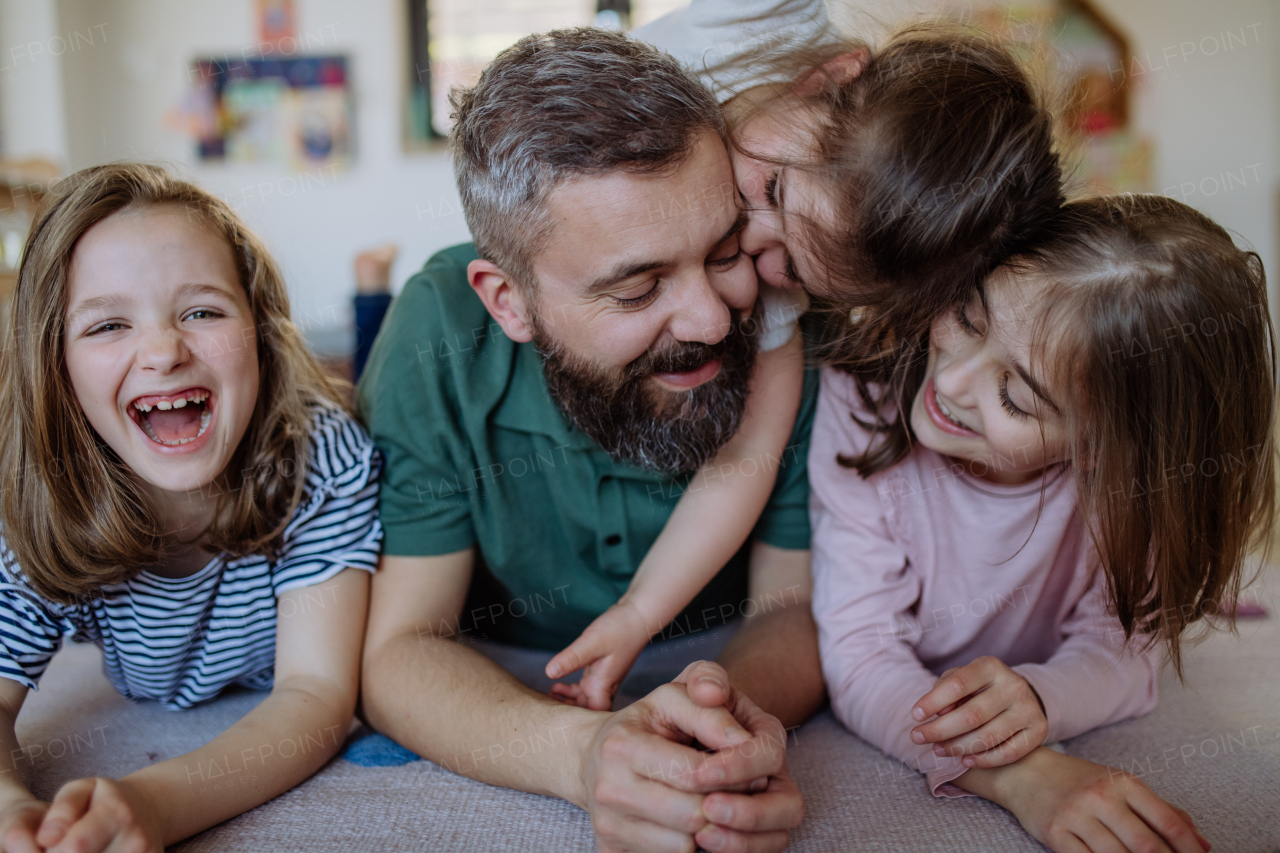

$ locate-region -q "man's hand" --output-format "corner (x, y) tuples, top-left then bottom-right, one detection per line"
(580, 661), (803, 853)
(678, 662), (804, 853)
(34, 777), (164, 853)
(998, 749), (1210, 853)
(548, 599), (652, 711)
(910, 656), (1047, 768)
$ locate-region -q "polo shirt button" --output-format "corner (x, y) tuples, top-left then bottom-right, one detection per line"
(604, 534), (622, 546)
(601, 475), (613, 482)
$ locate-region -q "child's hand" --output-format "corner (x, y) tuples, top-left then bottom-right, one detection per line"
(546, 600), (654, 711)
(35, 777), (163, 853)
(1005, 749), (1210, 853)
(0, 798), (48, 853)
(909, 655), (1048, 768)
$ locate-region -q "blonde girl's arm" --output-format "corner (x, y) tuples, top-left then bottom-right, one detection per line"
(32, 567), (370, 853)
(546, 335), (805, 710)
(0, 679), (53, 853)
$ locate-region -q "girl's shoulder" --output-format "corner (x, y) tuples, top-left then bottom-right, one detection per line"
(298, 400), (383, 496)
(813, 366), (893, 457)
(0, 533), (78, 618)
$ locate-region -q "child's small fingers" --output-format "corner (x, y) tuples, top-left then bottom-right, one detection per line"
(0, 810), (45, 853)
(911, 668), (985, 722)
(545, 647), (586, 680)
(2, 831), (42, 853)
(956, 729), (1040, 768)
(911, 697), (999, 745)
(45, 808), (117, 853)
(581, 679), (617, 712)
(920, 699), (1009, 752)
(37, 779), (95, 847)
(548, 682), (582, 703)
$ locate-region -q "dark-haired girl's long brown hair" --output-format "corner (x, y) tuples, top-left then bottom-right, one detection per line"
(1026, 195), (1275, 677)
(729, 22), (1066, 473)
(0, 162), (349, 603)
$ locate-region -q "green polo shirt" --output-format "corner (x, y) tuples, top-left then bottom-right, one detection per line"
(357, 243), (818, 650)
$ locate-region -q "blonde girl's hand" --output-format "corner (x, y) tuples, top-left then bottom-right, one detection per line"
(0, 798), (48, 853)
(35, 777), (164, 853)
(909, 655), (1048, 768)
(1004, 750), (1210, 853)
(546, 600), (653, 711)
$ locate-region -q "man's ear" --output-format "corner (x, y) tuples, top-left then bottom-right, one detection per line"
(792, 49), (870, 98)
(468, 259), (533, 343)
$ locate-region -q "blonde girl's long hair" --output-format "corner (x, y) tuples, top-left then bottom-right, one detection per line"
(0, 162), (349, 604)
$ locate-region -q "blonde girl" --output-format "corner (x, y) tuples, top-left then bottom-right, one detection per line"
(0, 163), (381, 853)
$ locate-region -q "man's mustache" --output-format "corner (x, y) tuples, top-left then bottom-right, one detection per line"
(625, 339), (726, 379)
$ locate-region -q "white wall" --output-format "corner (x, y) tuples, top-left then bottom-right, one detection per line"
(1100, 0), (1278, 305)
(53, 0), (472, 349)
(0, 0), (70, 164)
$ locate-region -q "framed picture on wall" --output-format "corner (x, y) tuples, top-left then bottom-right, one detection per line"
(187, 54), (353, 171)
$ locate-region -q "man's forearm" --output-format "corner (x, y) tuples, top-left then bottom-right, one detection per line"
(717, 603), (826, 729)
(362, 632), (599, 805)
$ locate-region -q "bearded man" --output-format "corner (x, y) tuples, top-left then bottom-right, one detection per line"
(357, 28), (823, 853)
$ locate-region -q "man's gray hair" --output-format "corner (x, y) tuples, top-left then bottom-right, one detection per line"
(449, 27), (725, 290)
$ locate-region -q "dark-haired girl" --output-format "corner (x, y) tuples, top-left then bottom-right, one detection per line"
(811, 194), (1274, 853)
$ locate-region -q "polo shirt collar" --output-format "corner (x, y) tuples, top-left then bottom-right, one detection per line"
(490, 339), (600, 452)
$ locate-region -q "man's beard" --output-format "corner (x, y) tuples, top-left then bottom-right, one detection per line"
(531, 307), (759, 474)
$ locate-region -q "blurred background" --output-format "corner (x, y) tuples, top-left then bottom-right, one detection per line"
(0, 0), (1275, 361)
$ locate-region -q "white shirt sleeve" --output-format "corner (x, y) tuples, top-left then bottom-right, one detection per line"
(756, 282), (810, 351)
(632, 0), (836, 102)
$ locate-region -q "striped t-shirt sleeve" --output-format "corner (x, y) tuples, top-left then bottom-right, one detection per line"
(271, 405), (385, 596)
(0, 561), (72, 691)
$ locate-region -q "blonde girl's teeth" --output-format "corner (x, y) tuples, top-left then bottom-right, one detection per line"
(173, 399), (188, 408)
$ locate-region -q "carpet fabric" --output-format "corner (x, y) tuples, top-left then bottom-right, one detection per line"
(13, 569), (1280, 852)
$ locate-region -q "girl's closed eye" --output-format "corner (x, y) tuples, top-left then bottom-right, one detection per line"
(955, 301), (982, 336)
(763, 171), (779, 208)
(998, 374), (1030, 420)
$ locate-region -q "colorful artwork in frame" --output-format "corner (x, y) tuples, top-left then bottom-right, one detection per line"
(188, 55), (352, 171)
(943, 0), (1152, 194)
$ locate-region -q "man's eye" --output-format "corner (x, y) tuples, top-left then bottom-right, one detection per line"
(614, 284), (659, 308)
(710, 250), (743, 269)
(710, 236), (743, 269)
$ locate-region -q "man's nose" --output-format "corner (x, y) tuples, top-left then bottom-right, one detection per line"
(666, 270), (733, 346)
(136, 325), (191, 372)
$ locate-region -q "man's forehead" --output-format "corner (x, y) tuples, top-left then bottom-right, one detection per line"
(535, 134), (740, 284)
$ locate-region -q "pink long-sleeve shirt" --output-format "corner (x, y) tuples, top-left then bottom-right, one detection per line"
(809, 367), (1159, 797)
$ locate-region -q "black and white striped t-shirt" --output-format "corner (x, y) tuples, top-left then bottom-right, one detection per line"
(0, 404), (382, 710)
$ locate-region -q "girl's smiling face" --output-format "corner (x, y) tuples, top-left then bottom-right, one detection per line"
(910, 269), (1071, 485)
(64, 205), (260, 499)
(730, 97), (840, 297)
